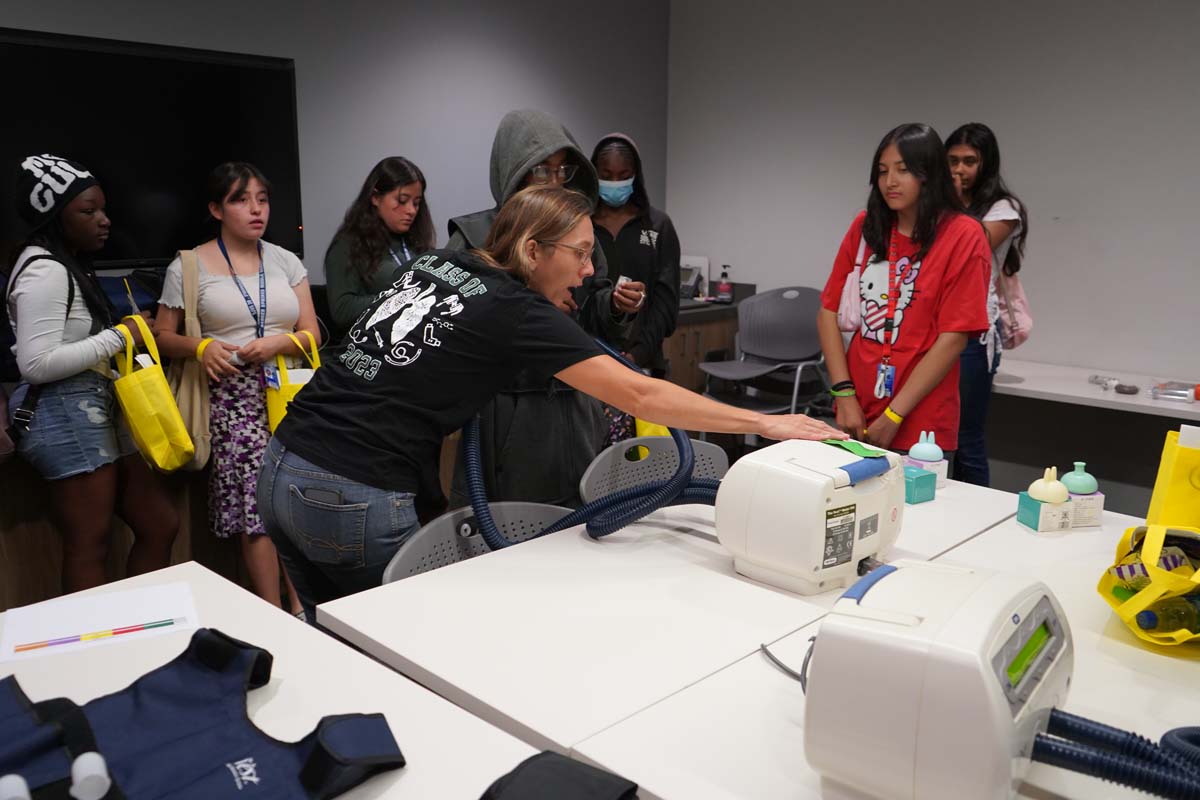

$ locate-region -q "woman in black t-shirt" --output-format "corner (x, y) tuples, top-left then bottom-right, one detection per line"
(258, 186), (843, 619)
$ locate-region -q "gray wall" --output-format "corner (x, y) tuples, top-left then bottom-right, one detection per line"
(2, 0), (669, 282)
(666, 0), (1200, 379)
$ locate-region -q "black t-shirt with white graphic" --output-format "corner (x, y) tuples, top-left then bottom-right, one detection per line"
(276, 249), (603, 509)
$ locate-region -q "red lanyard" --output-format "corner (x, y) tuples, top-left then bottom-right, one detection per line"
(880, 224), (914, 364)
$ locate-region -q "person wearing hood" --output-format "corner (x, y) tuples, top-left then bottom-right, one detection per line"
(591, 133), (681, 376)
(446, 110), (633, 509)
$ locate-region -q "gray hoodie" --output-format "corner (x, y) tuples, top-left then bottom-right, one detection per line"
(447, 110), (622, 339)
(447, 110), (624, 509)
(448, 109), (599, 245)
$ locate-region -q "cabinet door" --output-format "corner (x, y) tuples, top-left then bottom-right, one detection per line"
(699, 318), (737, 363)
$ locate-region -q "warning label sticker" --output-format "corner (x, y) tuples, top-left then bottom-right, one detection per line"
(823, 504), (856, 568)
(859, 513), (879, 540)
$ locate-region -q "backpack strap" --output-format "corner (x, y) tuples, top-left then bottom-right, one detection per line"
(4, 255), (80, 439)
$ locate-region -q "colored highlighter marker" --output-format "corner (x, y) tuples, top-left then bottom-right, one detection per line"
(14, 617), (186, 653)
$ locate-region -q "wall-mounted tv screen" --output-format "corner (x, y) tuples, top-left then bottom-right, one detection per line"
(0, 27), (303, 268)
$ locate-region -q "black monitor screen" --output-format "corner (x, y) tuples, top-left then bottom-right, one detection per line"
(0, 27), (303, 268)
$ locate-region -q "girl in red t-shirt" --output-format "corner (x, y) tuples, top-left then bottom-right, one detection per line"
(817, 123), (990, 456)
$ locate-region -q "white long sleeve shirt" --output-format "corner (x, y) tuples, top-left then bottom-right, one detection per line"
(6, 246), (123, 384)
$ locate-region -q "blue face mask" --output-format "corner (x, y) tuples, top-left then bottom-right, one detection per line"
(598, 178), (635, 208)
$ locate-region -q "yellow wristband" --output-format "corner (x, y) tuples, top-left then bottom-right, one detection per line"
(883, 406), (904, 425)
(195, 338), (214, 361)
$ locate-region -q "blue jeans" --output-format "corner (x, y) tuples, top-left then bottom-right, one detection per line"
(9, 371), (136, 479)
(257, 437), (419, 622)
(952, 331), (1001, 486)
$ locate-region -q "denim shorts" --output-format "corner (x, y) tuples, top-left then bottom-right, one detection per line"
(8, 370), (135, 480)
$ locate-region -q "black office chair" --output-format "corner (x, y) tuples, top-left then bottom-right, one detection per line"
(699, 286), (828, 418)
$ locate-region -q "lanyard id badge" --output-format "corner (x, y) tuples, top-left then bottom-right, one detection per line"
(874, 362), (896, 399)
(217, 235), (268, 384)
(874, 224), (911, 400)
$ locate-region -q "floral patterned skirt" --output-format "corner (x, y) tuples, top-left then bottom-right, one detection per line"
(208, 368), (270, 538)
(602, 404), (636, 447)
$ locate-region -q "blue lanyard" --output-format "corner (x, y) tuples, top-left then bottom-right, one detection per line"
(217, 235), (266, 339)
(388, 241), (412, 269)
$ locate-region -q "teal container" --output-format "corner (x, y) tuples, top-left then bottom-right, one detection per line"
(904, 466), (936, 505)
(1062, 462), (1099, 495)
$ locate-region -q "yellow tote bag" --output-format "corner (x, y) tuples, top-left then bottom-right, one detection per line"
(1096, 524), (1200, 646)
(113, 315), (195, 472)
(634, 418), (671, 438)
(1146, 430), (1200, 529)
(265, 331), (320, 433)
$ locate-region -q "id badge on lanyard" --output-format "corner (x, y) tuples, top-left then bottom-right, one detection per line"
(874, 225), (909, 400)
(218, 235), (268, 383)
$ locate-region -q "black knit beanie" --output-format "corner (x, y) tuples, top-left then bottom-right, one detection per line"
(15, 154), (99, 232)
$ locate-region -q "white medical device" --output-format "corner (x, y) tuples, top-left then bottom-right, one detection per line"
(715, 440), (905, 595)
(804, 560), (1074, 800)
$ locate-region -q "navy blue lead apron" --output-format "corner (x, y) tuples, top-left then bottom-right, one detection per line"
(0, 628), (404, 798)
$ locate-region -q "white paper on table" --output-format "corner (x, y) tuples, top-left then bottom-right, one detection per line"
(0, 582), (198, 662)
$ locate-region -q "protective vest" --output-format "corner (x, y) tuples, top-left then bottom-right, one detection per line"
(0, 628), (404, 798)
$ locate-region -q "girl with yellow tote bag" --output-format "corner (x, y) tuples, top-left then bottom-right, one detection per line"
(113, 314), (195, 472)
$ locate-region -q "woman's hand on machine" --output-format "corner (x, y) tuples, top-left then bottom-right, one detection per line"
(758, 414), (847, 442)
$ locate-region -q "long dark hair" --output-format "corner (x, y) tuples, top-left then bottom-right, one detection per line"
(592, 137), (650, 214)
(329, 157), (434, 282)
(946, 123), (1028, 275)
(862, 123), (960, 264)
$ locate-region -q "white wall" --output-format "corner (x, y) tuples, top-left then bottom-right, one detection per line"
(667, 0), (1200, 379)
(2, 0), (669, 282)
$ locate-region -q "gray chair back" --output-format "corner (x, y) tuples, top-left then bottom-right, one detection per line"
(381, 501), (571, 583)
(736, 286), (823, 363)
(578, 436), (729, 504)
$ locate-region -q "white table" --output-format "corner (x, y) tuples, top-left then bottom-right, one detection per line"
(994, 358), (1200, 422)
(892, 478), (1015, 560)
(0, 562), (535, 798)
(319, 505), (831, 752)
(318, 480), (1013, 756)
(576, 507), (1200, 800)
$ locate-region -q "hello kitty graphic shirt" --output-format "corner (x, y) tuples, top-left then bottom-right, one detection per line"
(821, 210), (989, 450)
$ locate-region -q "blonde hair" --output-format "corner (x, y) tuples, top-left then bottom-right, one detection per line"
(472, 186), (592, 281)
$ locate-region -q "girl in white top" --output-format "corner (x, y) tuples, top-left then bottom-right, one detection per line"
(5, 154), (177, 592)
(946, 123), (1029, 487)
(154, 162), (320, 613)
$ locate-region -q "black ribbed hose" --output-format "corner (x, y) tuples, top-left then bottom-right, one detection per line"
(1032, 734), (1200, 799)
(1048, 708), (1200, 780)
